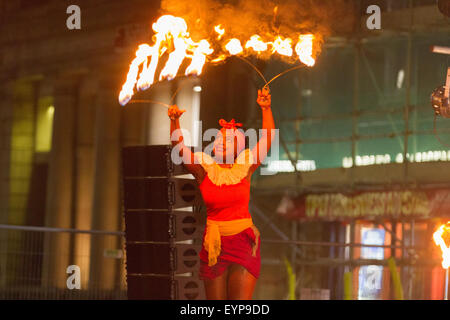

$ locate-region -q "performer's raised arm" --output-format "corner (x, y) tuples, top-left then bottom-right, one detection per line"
(250, 87), (275, 170)
(168, 105), (204, 180)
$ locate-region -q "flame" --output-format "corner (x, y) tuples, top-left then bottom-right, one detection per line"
(185, 39), (214, 76)
(225, 38), (243, 55)
(210, 54), (227, 63)
(245, 35), (268, 53)
(295, 34), (316, 67)
(119, 44), (153, 105)
(272, 6), (279, 27)
(214, 24), (225, 40)
(119, 14), (319, 106)
(433, 222), (450, 269)
(119, 15), (214, 106)
(272, 36), (293, 57)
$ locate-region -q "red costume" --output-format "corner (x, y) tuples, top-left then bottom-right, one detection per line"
(194, 147), (261, 280)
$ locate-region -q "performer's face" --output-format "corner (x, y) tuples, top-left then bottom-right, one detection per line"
(213, 128), (238, 163)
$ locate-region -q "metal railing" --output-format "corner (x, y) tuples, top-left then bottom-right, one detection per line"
(0, 222), (443, 300)
(0, 224), (127, 299)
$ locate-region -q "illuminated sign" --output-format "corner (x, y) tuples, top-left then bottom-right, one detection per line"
(305, 190), (430, 219)
(343, 150), (450, 168)
(267, 160), (316, 172)
(358, 228), (385, 300)
(277, 189), (450, 220)
(267, 150), (450, 173)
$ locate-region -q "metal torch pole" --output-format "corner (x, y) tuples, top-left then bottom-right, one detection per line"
(445, 268), (449, 301)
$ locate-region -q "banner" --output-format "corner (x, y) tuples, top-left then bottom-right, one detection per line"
(276, 189), (450, 220)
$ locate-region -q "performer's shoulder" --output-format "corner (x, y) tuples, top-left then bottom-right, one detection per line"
(193, 151), (215, 166)
(235, 148), (255, 166)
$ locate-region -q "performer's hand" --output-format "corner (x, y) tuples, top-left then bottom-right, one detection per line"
(257, 87), (271, 109)
(168, 104), (186, 120)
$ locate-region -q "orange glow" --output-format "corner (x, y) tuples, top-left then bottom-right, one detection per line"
(273, 6), (278, 16)
(214, 24), (225, 40)
(433, 222), (450, 269)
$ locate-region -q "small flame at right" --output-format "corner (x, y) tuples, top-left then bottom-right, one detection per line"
(433, 221), (450, 269)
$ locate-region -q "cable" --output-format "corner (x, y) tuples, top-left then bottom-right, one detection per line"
(127, 99), (170, 108)
(235, 56), (308, 91)
(127, 57), (309, 107)
(264, 64), (306, 89)
(235, 56), (268, 85)
(433, 113), (450, 148)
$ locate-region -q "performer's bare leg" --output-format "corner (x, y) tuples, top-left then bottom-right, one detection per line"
(203, 268), (228, 299)
(227, 264), (257, 300)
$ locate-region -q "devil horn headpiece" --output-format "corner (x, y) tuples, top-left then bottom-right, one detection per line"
(219, 118), (243, 130)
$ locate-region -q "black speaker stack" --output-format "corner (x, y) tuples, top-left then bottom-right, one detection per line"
(121, 145), (205, 300)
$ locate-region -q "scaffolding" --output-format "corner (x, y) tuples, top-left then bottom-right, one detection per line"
(245, 1), (450, 300)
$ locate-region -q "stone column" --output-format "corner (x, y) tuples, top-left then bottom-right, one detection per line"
(89, 75), (122, 290)
(145, 79), (201, 146)
(145, 82), (172, 145)
(72, 75), (98, 289)
(0, 80), (14, 287)
(42, 74), (79, 288)
(0, 80), (14, 224)
(173, 78), (202, 148)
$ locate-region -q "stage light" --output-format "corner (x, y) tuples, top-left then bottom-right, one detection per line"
(431, 85), (450, 118)
(430, 63), (450, 118)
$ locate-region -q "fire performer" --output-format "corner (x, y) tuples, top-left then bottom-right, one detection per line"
(168, 87), (275, 299)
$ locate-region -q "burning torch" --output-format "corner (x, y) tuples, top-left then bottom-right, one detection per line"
(118, 15), (317, 107)
(433, 221), (450, 300)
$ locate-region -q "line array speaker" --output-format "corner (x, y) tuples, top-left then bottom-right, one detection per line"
(126, 275), (205, 300)
(121, 145), (205, 300)
(123, 177), (202, 210)
(125, 242), (201, 274)
(122, 145), (188, 177)
(124, 210), (202, 242)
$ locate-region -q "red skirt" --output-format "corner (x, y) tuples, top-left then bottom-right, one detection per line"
(199, 227), (261, 280)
